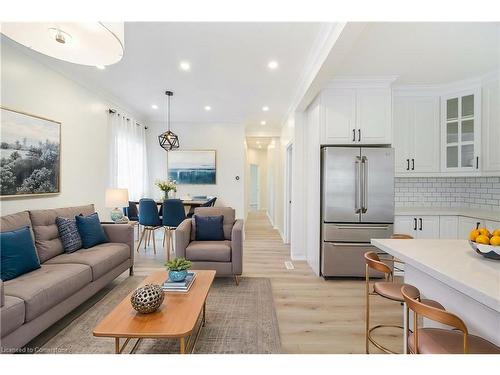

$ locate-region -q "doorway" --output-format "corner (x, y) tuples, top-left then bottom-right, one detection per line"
(284, 143), (293, 244)
(249, 163), (259, 211)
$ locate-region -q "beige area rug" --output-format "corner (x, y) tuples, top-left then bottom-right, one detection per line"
(28, 276), (281, 354)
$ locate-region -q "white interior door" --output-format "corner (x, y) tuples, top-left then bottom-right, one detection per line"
(249, 164), (259, 211)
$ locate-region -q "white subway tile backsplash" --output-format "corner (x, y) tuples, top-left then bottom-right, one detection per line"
(395, 177), (500, 210)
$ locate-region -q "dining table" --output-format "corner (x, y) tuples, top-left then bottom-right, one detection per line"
(132, 198), (211, 212)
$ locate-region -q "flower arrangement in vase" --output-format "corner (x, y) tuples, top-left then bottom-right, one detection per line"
(165, 258), (192, 282)
(155, 179), (177, 201)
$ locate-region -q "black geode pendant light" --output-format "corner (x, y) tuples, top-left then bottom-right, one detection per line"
(158, 90), (179, 151)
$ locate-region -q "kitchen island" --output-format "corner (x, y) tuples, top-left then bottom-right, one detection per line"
(371, 239), (500, 348)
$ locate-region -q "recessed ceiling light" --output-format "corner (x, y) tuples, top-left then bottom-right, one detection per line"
(262, 106), (269, 112)
(260, 121), (266, 125)
(179, 61), (191, 71)
(268, 60), (279, 70)
(256, 141), (261, 145)
(204, 105), (212, 111)
(258, 145), (262, 149)
(96, 65), (105, 70)
(151, 104), (158, 110)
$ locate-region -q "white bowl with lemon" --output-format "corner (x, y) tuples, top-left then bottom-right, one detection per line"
(469, 228), (500, 260)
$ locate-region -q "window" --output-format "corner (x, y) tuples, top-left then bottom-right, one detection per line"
(108, 113), (149, 200)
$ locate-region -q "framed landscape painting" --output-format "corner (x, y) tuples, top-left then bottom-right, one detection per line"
(1, 107), (61, 198)
(168, 150), (216, 185)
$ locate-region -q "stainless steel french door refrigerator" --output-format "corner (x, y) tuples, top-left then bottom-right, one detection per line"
(321, 147), (394, 277)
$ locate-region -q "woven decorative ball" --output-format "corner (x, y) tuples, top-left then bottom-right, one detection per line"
(130, 284), (164, 313)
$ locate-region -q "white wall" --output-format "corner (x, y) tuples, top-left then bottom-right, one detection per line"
(282, 112), (308, 260)
(146, 121), (246, 218)
(0, 39), (145, 218)
(246, 147), (268, 210)
(304, 99), (322, 275)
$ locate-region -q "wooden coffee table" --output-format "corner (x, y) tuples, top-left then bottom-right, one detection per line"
(93, 270), (216, 354)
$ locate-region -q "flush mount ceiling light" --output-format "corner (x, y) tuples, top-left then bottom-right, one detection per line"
(179, 61), (191, 71)
(267, 60), (279, 69)
(158, 91), (179, 152)
(204, 105), (212, 111)
(262, 106), (269, 112)
(1, 22), (124, 66)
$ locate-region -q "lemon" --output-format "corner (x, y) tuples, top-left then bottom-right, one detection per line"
(478, 228), (491, 238)
(490, 236), (500, 246)
(469, 229), (480, 241)
(476, 235), (491, 245)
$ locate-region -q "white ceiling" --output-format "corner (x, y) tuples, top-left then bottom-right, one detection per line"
(3, 22), (325, 130)
(299, 22), (500, 110)
(246, 136), (274, 150)
(330, 22), (500, 85)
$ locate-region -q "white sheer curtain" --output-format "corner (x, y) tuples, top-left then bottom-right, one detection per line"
(108, 112), (149, 201)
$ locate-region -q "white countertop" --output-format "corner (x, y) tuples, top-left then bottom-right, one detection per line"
(371, 239), (500, 312)
(395, 207), (500, 221)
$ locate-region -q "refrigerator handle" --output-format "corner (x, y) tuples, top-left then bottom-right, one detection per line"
(355, 156), (361, 214)
(361, 156), (368, 213)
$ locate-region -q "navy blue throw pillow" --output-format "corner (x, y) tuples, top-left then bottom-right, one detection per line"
(56, 216), (82, 253)
(195, 215), (225, 241)
(75, 213), (108, 249)
(0, 226), (41, 281)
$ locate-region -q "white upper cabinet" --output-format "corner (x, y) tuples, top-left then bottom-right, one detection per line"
(393, 95), (440, 174)
(321, 89), (356, 144)
(482, 79), (500, 173)
(356, 88), (392, 144)
(441, 88), (481, 172)
(320, 83), (392, 145)
(393, 96), (413, 173)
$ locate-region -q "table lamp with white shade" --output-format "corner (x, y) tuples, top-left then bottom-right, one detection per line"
(105, 188), (129, 223)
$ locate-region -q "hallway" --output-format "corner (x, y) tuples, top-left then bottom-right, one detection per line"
(134, 210), (402, 353)
(243, 210), (402, 353)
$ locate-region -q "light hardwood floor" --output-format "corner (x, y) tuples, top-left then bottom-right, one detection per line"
(134, 210), (403, 354)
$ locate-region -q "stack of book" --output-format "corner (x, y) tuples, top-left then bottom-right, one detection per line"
(162, 272), (196, 292)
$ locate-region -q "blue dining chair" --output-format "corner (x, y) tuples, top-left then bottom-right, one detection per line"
(162, 199), (186, 261)
(123, 201), (140, 237)
(187, 197), (217, 218)
(137, 198), (162, 254)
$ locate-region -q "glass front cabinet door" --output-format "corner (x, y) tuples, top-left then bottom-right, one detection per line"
(441, 89), (481, 172)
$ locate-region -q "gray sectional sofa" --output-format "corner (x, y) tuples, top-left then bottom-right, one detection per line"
(0, 204), (134, 352)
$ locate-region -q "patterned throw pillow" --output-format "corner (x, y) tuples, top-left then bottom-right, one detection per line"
(56, 216), (82, 253)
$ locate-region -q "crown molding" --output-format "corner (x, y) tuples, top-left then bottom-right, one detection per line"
(325, 75), (399, 89)
(393, 70), (499, 96)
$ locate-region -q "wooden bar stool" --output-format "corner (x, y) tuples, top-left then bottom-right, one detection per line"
(401, 285), (500, 354)
(364, 251), (443, 354)
(390, 234), (414, 239)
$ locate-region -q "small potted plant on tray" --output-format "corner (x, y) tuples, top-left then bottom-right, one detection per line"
(165, 258), (192, 282)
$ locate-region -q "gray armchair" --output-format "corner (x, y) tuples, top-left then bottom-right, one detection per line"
(175, 207), (244, 284)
